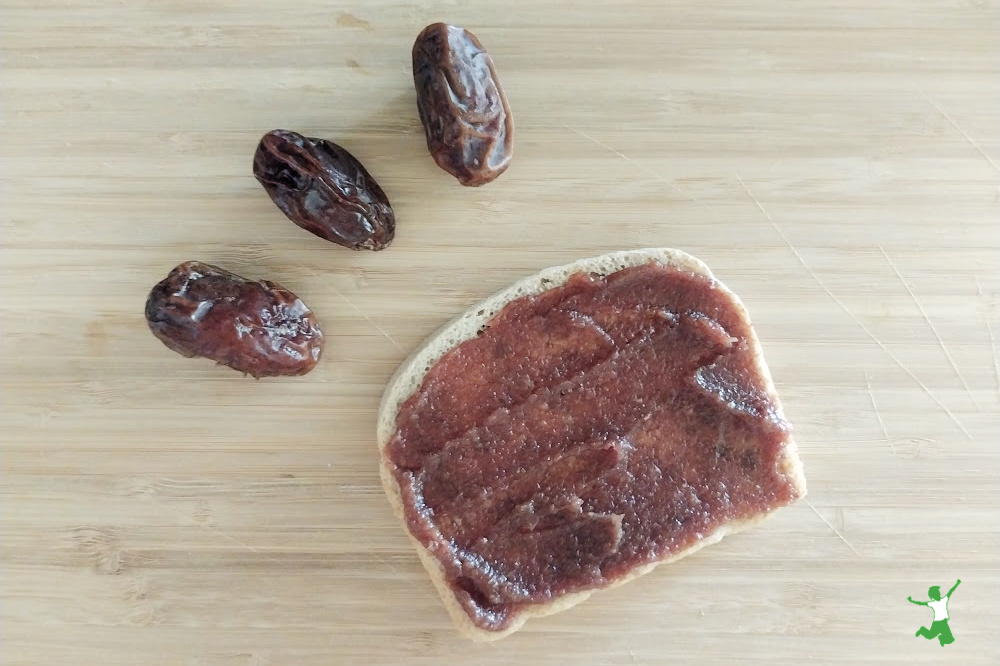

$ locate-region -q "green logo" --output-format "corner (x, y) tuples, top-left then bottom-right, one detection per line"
(908, 579), (961, 646)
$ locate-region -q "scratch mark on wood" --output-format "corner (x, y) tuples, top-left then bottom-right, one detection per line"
(198, 522), (281, 562)
(563, 125), (696, 201)
(735, 174), (972, 441)
(154, 501), (282, 564)
(375, 553), (402, 576)
(735, 173), (771, 222)
(317, 274), (406, 353)
(921, 93), (1000, 174)
(879, 245), (980, 411)
(627, 645), (640, 665)
(976, 277), (1000, 396)
(805, 499), (861, 557)
(258, 243), (406, 353)
(787, 238), (971, 440)
(865, 371), (894, 454)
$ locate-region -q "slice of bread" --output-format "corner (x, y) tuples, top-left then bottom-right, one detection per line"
(377, 248), (806, 640)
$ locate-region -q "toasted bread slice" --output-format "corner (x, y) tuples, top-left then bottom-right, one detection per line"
(378, 248), (806, 640)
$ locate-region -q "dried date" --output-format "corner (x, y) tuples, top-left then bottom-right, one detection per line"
(253, 129), (395, 250)
(145, 261), (324, 377)
(412, 23), (513, 186)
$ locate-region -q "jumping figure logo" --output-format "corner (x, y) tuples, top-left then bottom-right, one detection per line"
(908, 579), (960, 646)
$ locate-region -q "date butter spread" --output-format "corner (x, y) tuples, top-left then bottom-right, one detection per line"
(383, 261), (803, 633)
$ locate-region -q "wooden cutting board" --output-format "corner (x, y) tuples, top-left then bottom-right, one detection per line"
(3, 1), (997, 664)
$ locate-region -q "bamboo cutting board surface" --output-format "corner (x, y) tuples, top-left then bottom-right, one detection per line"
(2, 2), (998, 664)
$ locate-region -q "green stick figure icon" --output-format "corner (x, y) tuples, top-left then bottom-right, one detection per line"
(908, 579), (960, 646)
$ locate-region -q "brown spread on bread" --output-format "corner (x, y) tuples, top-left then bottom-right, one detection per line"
(380, 252), (805, 637)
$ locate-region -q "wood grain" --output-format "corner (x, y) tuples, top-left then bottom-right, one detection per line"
(2, 1), (998, 664)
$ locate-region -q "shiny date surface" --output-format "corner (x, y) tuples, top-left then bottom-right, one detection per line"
(412, 23), (513, 186)
(253, 130), (395, 250)
(145, 261), (324, 377)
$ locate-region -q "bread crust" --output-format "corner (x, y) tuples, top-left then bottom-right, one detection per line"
(377, 248), (807, 640)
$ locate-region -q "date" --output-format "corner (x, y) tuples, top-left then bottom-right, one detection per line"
(412, 23), (513, 186)
(145, 261), (324, 377)
(253, 129), (395, 250)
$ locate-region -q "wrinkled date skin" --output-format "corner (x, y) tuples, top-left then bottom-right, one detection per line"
(145, 261), (324, 377)
(253, 129), (395, 250)
(412, 23), (513, 186)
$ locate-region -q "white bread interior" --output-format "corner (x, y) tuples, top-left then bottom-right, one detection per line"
(377, 248), (807, 641)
